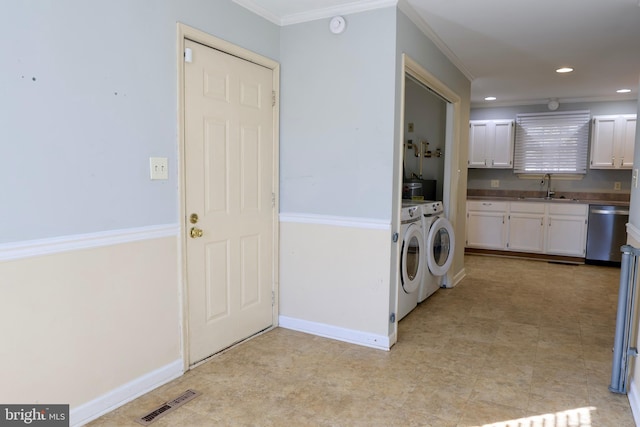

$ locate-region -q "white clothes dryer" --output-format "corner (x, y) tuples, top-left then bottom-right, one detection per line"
(398, 203), (424, 321)
(419, 201), (455, 302)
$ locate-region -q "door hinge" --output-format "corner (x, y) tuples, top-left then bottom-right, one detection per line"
(272, 91), (276, 107)
(271, 192), (276, 208)
(184, 47), (193, 63)
(272, 291), (275, 306)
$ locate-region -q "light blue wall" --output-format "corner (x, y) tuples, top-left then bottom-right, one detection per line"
(629, 80), (640, 228)
(469, 100), (637, 194)
(0, 0), (279, 244)
(279, 8), (397, 219)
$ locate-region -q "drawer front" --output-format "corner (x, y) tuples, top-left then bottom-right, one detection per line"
(510, 202), (545, 214)
(547, 203), (588, 216)
(467, 200), (508, 212)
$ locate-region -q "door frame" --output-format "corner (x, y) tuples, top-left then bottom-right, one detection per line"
(176, 23), (280, 369)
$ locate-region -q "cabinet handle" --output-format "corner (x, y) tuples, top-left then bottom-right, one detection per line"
(492, 160), (495, 166)
(482, 202), (492, 206)
(502, 215), (505, 224)
(484, 159), (487, 166)
(612, 157), (615, 166)
(620, 158), (624, 167)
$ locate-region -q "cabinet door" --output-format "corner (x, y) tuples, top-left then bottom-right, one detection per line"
(469, 122), (489, 168)
(590, 116), (617, 169)
(620, 116), (636, 169)
(545, 215), (587, 256)
(467, 211), (507, 249)
(508, 213), (544, 253)
(491, 120), (514, 168)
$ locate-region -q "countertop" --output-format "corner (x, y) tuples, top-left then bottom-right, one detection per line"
(467, 189), (630, 207)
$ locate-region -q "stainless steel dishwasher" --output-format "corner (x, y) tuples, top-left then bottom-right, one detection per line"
(586, 204), (630, 264)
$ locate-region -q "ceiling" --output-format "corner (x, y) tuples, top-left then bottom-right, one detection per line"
(233, 0), (640, 108)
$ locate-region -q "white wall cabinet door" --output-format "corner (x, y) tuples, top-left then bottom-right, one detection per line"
(590, 114), (637, 169)
(469, 120), (514, 169)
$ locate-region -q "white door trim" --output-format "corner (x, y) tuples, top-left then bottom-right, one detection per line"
(176, 23), (280, 370)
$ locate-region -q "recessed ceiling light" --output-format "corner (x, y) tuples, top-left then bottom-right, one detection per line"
(556, 67), (574, 73)
(484, 96), (497, 101)
(617, 89), (632, 93)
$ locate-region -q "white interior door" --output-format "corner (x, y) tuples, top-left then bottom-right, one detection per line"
(184, 39), (275, 365)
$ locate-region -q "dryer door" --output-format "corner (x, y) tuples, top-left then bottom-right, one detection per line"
(401, 223), (424, 293)
(426, 217), (455, 276)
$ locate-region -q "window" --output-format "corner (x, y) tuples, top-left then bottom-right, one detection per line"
(514, 110), (590, 174)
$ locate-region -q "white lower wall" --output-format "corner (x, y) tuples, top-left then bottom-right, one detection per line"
(279, 214), (393, 348)
(0, 226), (182, 425)
(626, 225), (640, 425)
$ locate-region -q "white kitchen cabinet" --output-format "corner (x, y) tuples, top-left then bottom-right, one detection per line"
(590, 114), (637, 169)
(466, 201), (508, 249)
(466, 200), (589, 257)
(507, 202), (545, 253)
(469, 120), (515, 168)
(545, 204), (588, 256)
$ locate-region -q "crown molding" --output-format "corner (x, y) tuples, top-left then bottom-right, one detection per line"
(397, 0), (474, 82)
(233, 0), (398, 26)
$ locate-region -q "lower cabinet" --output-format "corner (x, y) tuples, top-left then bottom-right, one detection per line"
(467, 200), (588, 257)
(466, 201), (507, 249)
(545, 204), (588, 256)
(508, 202), (545, 253)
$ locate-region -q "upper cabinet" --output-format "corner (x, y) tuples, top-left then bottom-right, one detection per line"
(468, 119), (515, 168)
(590, 114), (637, 169)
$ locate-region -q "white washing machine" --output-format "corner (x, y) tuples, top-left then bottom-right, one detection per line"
(398, 203), (425, 321)
(419, 201), (455, 302)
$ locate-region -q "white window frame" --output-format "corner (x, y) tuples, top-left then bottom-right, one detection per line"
(514, 110), (590, 175)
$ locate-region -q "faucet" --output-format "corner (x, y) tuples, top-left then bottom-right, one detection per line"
(543, 173), (555, 199)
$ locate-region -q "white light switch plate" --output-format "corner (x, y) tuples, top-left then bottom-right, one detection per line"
(150, 157), (168, 180)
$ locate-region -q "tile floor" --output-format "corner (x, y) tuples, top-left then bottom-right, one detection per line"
(88, 255), (636, 426)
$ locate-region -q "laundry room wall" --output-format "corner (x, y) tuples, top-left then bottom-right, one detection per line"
(395, 6), (472, 299)
(278, 7), (398, 348)
(0, 1), (280, 425)
(403, 76), (447, 201)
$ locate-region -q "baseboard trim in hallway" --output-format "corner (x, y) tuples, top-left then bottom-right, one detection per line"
(279, 315), (392, 351)
(628, 379), (640, 426)
(70, 359), (183, 427)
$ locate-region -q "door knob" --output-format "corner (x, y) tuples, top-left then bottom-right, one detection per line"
(190, 227), (203, 238)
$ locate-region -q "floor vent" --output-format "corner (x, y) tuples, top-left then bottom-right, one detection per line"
(135, 389), (201, 425)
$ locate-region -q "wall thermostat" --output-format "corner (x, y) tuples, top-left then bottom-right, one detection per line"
(329, 16), (346, 34)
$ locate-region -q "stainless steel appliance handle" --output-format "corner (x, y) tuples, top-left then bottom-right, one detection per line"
(591, 209), (629, 215)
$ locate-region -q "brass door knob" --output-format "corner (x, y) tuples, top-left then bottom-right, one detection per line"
(190, 227), (203, 238)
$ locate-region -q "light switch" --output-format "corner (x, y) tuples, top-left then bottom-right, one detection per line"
(150, 157), (168, 180)
(614, 181), (621, 190)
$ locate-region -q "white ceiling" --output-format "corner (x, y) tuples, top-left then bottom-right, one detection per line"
(233, 0), (640, 107)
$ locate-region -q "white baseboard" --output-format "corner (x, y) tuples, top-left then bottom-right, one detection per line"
(70, 359), (184, 427)
(445, 267), (466, 288)
(628, 378), (640, 427)
(279, 315), (391, 351)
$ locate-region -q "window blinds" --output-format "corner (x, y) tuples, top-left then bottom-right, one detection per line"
(514, 110), (590, 174)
